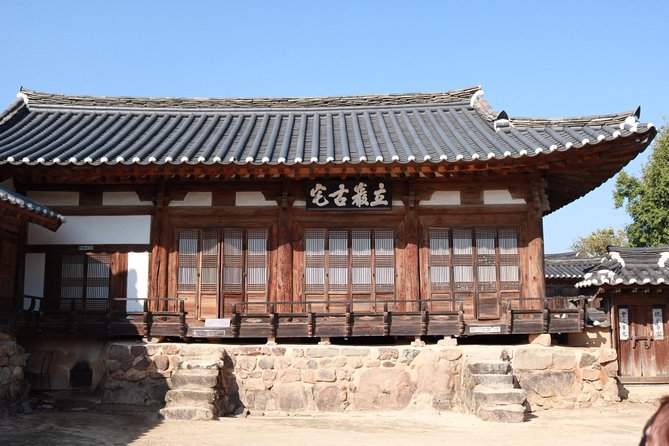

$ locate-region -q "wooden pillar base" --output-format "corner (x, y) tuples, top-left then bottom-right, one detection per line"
(528, 333), (551, 347)
(266, 337), (277, 346)
(318, 337), (331, 345)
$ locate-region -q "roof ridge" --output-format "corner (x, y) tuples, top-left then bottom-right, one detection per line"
(19, 86), (482, 110)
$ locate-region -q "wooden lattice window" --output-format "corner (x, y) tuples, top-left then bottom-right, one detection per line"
(59, 253), (111, 311)
(176, 228), (268, 318)
(427, 227), (520, 319)
(304, 228), (395, 300)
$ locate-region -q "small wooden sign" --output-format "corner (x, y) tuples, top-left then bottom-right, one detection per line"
(306, 179), (392, 210)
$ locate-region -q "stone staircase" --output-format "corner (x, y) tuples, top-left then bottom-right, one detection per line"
(463, 359), (527, 423)
(159, 354), (227, 421)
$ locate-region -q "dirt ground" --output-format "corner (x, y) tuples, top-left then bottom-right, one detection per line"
(0, 402), (659, 446)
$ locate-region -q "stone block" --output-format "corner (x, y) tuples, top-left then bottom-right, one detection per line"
(130, 345), (147, 357)
(437, 337), (458, 347)
(278, 368), (300, 383)
(160, 406), (215, 421)
(238, 356), (257, 371)
(471, 387), (527, 406)
(599, 348), (617, 364)
(306, 347), (340, 358)
(133, 355), (152, 371)
(551, 350), (577, 370)
(258, 357), (275, 370)
(347, 357), (363, 369)
(275, 382), (309, 411)
(477, 404), (526, 423)
(529, 333), (551, 347)
(153, 355), (169, 371)
(316, 369), (336, 382)
(468, 361), (509, 375)
(472, 374), (514, 387)
(364, 360), (380, 368)
(333, 356), (347, 368)
(352, 369), (415, 410)
(341, 348), (370, 357)
(263, 370), (277, 381)
(580, 367), (601, 381)
(125, 369), (147, 382)
(171, 370), (219, 388)
(603, 361), (618, 377)
(417, 361), (455, 395)
(108, 344), (131, 363)
(517, 371), (575, 398)
(301, 369), (316, 384)
(165, 388), (217, 406)
(161, 344), (180, 355)
(271, 347), (286, 356)
(378, 348), (399, 360)
(318, 358), (333, 368)
(513, 348), (552, 370)
(579, 351), (598, 368)
(441, 348), (463, 361)
(245, 378), (267, 391)
(398, 348), (420, 364)
(315, 385), (341, 411)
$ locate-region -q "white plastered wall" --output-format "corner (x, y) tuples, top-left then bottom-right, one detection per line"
(169, 192), (212, 207)
(235, 191), (276, 207)
(102, 192), (152, 206)
(483, 190), (526, 205)
(27, 215), (151, 245)
(420, 191), (461, 206)
(126, 252), (149, 312)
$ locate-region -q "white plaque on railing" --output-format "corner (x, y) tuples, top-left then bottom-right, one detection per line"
(653, 308), (664, 340)
(618, 307), (629, 341)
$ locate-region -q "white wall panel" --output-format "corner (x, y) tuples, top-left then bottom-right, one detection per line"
(126, 252), (149, 312)
(483, 190), (526, 205)
(235, 191), (276, 207)
(169, 192), (212, 207)
(103, 192), (152, 206)
(28, 215), (151, 245)
(421, 191), (461, 206)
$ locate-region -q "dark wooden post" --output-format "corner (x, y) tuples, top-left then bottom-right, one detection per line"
(148, 184), (170, 311)
(525, 180), (547, 310)
(275, 188), (294, 310)
(403, 184), (419, 311)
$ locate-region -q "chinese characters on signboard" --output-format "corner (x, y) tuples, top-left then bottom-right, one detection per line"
(306, 179), (392, 210)
(652, 307), (664, 340)
(618, 307), (629, 341)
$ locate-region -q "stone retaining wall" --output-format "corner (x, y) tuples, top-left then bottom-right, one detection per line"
(511, 346), (619, 410)
(102, 341), (621, 415)
(0, 335), (27, 417)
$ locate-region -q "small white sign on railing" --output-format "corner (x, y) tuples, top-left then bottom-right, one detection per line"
(204, 318), (231, 328)
(618, 307), (629, 341)
(652, 308), (664, 340)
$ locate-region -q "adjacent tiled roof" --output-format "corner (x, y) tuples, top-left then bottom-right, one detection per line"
(545, 252), (600, 279)
(0, 183), (64, 230)
(0, 87), (654, 166)
(576, 246), (669, 287)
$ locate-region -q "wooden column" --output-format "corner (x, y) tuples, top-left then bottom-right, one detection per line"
(403, 184), (420, 311)
(275, 189), (294, 310)
(148, 186), (170, 311)
(525, 181), (547, 309)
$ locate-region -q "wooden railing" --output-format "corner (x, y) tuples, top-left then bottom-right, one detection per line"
(229, 299), (465, 338)
(505, 296), (585, 334)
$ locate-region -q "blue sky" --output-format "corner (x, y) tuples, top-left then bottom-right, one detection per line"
(1, 1), (667, 253)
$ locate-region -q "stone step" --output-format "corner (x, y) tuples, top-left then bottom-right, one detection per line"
(159, 406), (216, 421)
(477, 404), (526, 423)
(468, 361), (510, 375)
(180, 357), (224, 369)
(472, 374), (514, 387)
(471, 386), (527, 406)
(171, 369), (220, 389)
(165, 389), (218, 406)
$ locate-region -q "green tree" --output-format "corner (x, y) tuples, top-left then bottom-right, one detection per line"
(571, 227), (628, 257)
(614, 126), (669, 246)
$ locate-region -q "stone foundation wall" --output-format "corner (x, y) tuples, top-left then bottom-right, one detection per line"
(511, 346), (619, 410)
(104, 343), (181, 406)
(228, 345), (463, 414)
(0, 335), (27, 417)
(102, 341), (622, 415)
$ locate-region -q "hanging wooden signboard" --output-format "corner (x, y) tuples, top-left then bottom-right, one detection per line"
(305, 179), (392, 210)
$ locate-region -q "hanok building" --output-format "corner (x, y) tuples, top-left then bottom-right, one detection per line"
(577, 247), (669, 382)
(0, 86), (656, 341)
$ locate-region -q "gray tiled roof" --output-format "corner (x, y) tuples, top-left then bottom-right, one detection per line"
(0, 183), (64, 228)
(545, 252), (600, 279)
(576, 246), (669, 287)
(0, 87), (654, 167)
